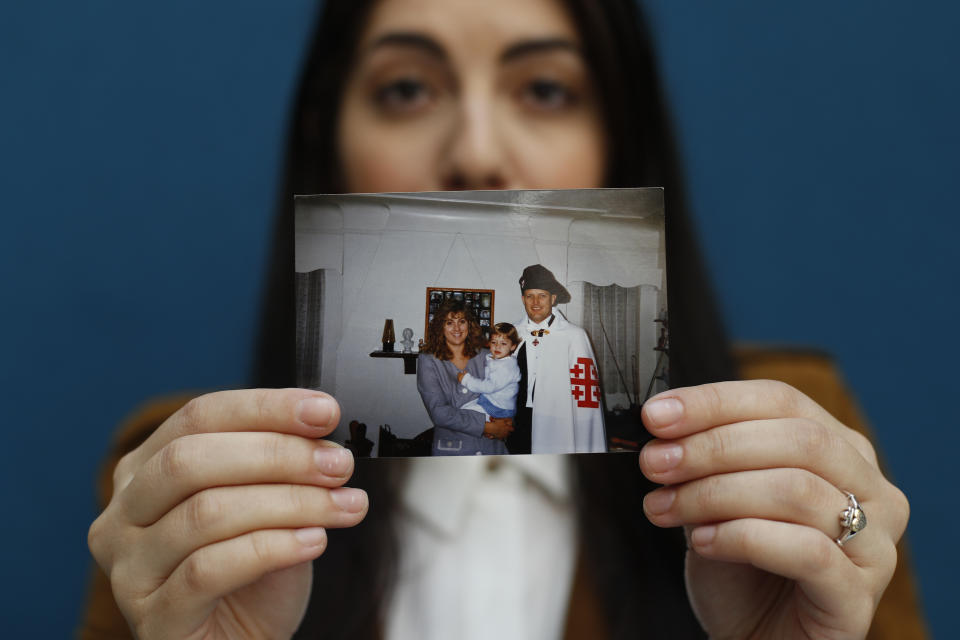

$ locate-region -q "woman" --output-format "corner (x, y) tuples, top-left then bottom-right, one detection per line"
(85, 0), (914, 638)
(417, 300), (513, 455)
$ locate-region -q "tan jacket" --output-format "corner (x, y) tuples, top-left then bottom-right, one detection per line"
(79, 346), (927, 639)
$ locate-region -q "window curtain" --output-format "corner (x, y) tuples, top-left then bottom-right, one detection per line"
(296, 269), (324, 389)
(581, 283), (639, 400)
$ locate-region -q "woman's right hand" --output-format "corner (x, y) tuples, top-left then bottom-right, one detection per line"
(483, 417), (514, 439)
(88, 388), (368, 639)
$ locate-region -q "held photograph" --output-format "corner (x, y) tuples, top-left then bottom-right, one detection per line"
(296, 188), (667, 457)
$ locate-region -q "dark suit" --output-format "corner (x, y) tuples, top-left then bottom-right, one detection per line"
(507, 342), (532, 454)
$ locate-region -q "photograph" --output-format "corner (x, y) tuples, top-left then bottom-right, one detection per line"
(296, 188), (667, 457)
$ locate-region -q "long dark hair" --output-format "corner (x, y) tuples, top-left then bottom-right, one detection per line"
(265, 1), (724, 638)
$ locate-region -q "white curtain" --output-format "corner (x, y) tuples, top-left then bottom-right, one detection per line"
(581, 283), (639, 400)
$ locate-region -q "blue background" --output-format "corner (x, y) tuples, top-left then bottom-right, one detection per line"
(1, 1), (956, 636)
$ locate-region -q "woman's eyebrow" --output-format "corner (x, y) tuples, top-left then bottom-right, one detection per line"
(501, 38), (581, 63)
(365, 32), (447, 61)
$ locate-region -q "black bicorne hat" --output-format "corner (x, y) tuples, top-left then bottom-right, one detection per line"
(518, 264), (571, 304)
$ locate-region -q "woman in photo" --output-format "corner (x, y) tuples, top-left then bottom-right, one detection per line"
(417, 299), (513, 455)
(84, 0), (918, 638)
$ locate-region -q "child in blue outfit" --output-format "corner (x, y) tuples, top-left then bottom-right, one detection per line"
(457, 322), (522, 419)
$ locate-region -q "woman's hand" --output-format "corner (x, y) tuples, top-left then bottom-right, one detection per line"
(88, 389), (368, 639)
(483, 417), (514, 439)
(639, 380), (909, 639)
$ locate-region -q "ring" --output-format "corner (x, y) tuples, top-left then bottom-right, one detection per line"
(835, 491), (867, 547)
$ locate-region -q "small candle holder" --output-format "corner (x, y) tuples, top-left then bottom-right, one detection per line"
(381, 319), (396, 352)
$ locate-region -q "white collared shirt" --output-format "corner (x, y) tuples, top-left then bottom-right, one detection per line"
(519, 314), (554, 408)
(383, 455), (577, 640)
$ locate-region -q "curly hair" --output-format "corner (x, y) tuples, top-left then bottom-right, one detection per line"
(422, 299), (484, 361)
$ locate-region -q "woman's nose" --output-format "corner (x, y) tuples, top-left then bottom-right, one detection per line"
(440, 91), (509, 190)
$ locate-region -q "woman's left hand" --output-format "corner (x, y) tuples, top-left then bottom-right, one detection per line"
(639, 380), (909, 639)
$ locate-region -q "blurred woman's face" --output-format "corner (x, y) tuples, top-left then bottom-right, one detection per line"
(338, 0), (606, 192)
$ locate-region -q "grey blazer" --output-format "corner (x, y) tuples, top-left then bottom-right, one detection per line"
(417, 351), (509, 456)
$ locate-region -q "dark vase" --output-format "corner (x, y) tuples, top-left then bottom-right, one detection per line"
(381, 319), (396, 352)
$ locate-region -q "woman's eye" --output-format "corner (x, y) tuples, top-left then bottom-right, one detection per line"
(521, 79), (576, 111)
(374, 77), (432, 112)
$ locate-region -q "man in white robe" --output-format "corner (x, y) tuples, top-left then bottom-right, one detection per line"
(508, 264), (606, 454)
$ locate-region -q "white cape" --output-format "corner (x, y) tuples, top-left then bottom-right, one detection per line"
(517, 312), (606, 454)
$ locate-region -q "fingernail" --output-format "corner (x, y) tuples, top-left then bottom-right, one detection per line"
(641, 443), (684, 473)
(643, 488), (676, 515)
(691, 525), (716, 548)
(294, 527), (327, 547)
(644, 397), (684, 428)
(314, 447), (352, 476)
(297, 396), (334, 428)
(330, 488), (368, 513)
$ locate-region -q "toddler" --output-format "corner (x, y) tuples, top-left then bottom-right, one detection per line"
(457, 322), (522, 418)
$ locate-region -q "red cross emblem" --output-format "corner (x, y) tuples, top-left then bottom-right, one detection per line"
(569, 357), (600, 408)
